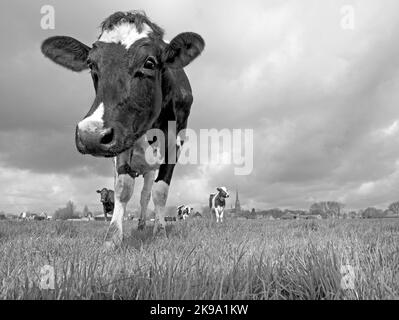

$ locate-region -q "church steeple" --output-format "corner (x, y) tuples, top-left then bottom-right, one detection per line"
(235, 190), (241, 213)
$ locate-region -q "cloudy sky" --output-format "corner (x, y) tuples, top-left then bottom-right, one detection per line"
(1, 0), (399, 214)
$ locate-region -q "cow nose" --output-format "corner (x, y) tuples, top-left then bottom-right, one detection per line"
(100, 128), (114, 145)
(76, 121), (116, 154)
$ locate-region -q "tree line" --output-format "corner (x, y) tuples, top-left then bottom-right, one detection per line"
(236, 201), (399, 219)
(53, 201), (93, 220)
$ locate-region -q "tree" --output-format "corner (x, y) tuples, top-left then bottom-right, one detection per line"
(82, 205), (90, 218)
(348, 211), (358, 219)
(66, 201), (75, 215)
(362, 207), (385, 219)
(309, 202), (345, 218)
(268, 208), (284, 219)
(53, 201), (79, 220)
(388, 201), (399, 215)
(256, 208), (284, 219)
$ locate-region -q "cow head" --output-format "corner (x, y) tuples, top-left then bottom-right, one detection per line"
(96, 188), (112, 203)
(217, 187), (229, 198)
(41, 11), (205, 157)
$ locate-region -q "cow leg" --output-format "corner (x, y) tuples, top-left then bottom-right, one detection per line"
(150, 109), (186, 235)
(220, 209), (224, 223)
(152, 180), (169, 236)
(152, 164), (176, 236)
(216, 207), (222, 223)
(104, 151), (135, 248)
(104, 173), (135, 248)
(103, 207), (108, 221)
(138, 170), (155, 230)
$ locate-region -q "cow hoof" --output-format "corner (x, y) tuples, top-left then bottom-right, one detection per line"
(104, 223), (122, 248)
(103, 236), (122, 250)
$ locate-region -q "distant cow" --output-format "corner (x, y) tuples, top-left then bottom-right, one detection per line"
(177, 205), (192, 220)
(96, 188), (114, 221)
(209, 187), (229, 223)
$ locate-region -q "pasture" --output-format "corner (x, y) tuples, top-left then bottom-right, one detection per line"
(0, 218), (398, 300)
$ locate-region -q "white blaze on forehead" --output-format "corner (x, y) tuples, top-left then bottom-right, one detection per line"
(99, 23), (152, 49)
(78, 103), (105, 132)
(219, 186), (228, 193)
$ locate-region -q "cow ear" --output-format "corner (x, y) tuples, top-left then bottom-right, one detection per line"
(41, 36), (91, 72)
(162, 32), (205, 69)
(96, 190), (101, 193)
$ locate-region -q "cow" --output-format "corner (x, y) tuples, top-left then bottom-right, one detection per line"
(41, 11), (205, 248)
(96, 188), (115, 221)
(209, 187), (229, 223)
(177, 205), (192, 220)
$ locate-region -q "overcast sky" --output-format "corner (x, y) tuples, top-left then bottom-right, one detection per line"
(1, 0), (399, 214)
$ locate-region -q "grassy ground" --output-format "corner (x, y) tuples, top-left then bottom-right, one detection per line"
(0, 218), (398, 299)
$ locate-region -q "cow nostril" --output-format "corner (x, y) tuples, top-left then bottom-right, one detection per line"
(100, 128), (114, 145)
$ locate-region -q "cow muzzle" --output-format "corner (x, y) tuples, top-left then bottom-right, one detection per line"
(75, 120), (117, 157)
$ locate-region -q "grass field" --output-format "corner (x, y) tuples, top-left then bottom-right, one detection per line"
(0, 218), (398, 300)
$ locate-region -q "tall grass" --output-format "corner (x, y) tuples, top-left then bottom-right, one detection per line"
(0, 219), (398, 299)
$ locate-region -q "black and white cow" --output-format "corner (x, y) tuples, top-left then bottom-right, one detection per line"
(209, 187), (229, 223)
(96, 188), (114, 221)
(41, 11), (205, 248)
(177, 205), (193, 220)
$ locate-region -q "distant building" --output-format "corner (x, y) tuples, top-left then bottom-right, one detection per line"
(235, 190), (241, 213)
(227, 190), (242, 218)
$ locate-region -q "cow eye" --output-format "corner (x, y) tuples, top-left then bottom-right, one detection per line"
(144, 57), (156, 70)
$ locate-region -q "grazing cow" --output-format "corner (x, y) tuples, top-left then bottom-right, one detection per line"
(177, 205), (192, 220)
(41, 11), (205, 248)
(96, 188), (115, 221)
(209, 187), (229, 223)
